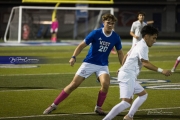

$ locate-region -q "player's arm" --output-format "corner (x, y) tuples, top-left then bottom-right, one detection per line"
(146, 20), (154, 24)
(122, 53), (128, 65)
(141, 59), (172, 76)
(117, 49), (124, 65)
(69, 41), (88, 66)
(130, 31), (139, 39)
(130, 23), (139, 39)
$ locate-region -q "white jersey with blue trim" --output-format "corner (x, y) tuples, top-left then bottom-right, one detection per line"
(83, 28), (122, 66)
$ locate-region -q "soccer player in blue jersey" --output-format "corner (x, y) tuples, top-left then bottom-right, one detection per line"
(101, 23), (116, 54)
(43, 13), (124, 115)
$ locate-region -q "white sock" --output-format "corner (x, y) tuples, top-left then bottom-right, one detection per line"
(103, 101), (130, 120)
(128, 94), (148, 118)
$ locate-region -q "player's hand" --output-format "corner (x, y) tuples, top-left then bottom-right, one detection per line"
(69, 58), (76, 66)
(135, 36), (139, 39)
(162, 70), (172, 76)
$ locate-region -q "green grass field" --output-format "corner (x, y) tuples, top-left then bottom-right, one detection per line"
(0, 41), (180, 120)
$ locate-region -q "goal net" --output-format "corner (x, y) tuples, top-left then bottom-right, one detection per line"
(4, 6), (114, 43)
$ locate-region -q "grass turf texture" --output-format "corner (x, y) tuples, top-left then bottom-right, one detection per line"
(0, 41), (180, 120)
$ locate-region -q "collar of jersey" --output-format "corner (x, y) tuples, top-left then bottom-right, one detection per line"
(142, 39), (148, 47)
(102, 28), (112, 37)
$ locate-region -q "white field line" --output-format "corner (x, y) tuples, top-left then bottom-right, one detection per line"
(0, 60), (173, 66)
(1, 82), (180, 92)
(0, 72), (75, 76)
(1, 68), (179, 76)
(33, 61), (175, 65)
(0, 107), (179, 119)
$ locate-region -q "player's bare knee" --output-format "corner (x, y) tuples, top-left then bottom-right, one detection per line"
(137, 90), (147, 96)
(122, 98), (133, 104)
(101, 82), (110, 90)
(101, 86), (109, 93)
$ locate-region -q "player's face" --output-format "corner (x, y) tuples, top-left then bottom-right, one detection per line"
(103, 20), (115, 33)
(138, 14), (145, 22)
(146, 34), (158, 47)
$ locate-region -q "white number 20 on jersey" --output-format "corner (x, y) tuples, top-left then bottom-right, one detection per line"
(98, 45), (108, 52)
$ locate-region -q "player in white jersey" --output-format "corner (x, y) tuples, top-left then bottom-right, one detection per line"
(103, 25), (172, 120)
(43, 13), (124, 115)
(171, 56), (180, 72)
(130, 11), (154, 47)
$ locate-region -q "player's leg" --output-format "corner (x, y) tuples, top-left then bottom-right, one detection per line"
(43, 62), (92, 114)
(53, 28), (58, 42)
(171, 56), (180, 72)
(94, 65), (110, 115)
(95, 73), (110, 115)
(125, 81), (148, 119)
(103, 80), (133, 120)
(43, 75), (85, 114)
(51, 32), (56, 42)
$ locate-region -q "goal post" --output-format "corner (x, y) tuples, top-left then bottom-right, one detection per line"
(4, 6), (114, 43)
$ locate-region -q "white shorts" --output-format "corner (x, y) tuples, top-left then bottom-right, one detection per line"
(50, 28), (58, 33)
(76, 62), (109, 78)
(119, 80), (144, 99)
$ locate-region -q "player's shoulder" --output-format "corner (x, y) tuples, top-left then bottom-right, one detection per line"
(112, 31), (121, 39)
(133, 20), (139, 24)
(112, 31), (119, 36)
(93, 28), (102, 33)
(112, 31), (119, 37)
(89, 28), (101, 35)
(137, 40), (148, 48)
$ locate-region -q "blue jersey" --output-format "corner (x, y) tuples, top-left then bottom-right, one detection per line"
(83, 28), (122, 66)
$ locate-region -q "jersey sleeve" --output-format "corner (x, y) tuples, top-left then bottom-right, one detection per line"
(138, 46), (149, 61)
(84, 30), (96, 45)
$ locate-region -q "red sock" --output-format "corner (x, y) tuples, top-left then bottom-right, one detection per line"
(54, 90), (69, 105)
(96, 90), (107, 107)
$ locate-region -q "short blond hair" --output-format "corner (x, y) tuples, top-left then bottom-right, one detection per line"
(102, 13), (117, 22)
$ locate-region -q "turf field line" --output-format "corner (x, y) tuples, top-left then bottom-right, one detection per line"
(0, 107), (179, 119)
(134, 106), (180, 112)
(39, 61), (174, 65)
(0, 73), (74, 76)
(1, 82), (180, 92)
(0, 112), (96, 119)
(1, 69), (177, 76)
(0, 86), (119, 92)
